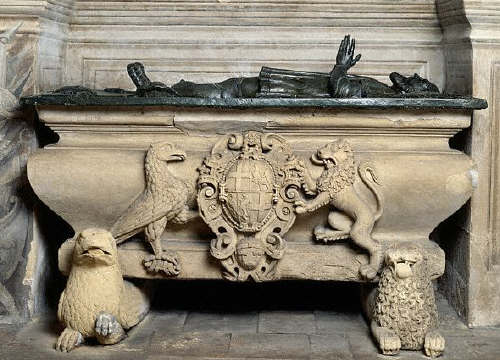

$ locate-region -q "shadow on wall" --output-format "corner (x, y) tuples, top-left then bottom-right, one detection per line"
(437, 125), (471, 319)
(32, 201), (74, 315)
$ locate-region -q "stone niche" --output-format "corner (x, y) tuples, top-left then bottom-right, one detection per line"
(2, 0), (499, 332)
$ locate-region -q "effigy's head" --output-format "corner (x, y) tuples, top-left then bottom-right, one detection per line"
(311, 139), (354, 169)
(73, 228), (118, 267)
(390, 72), (440, 94)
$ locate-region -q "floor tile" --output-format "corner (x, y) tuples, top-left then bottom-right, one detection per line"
(310, 334), (354, 360)
(184, 312), (258, 334)
(228, 333), (310, 359)
(315, 310), (368, 334)
(258, 311), (315, 335)
(149, 330), (231, 357)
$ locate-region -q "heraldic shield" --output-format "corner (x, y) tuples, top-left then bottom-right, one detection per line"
(197, 131), (309, 281)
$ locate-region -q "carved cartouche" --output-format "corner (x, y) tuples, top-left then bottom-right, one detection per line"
(197, 132), (306, 281)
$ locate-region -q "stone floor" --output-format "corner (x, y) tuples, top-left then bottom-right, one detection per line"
(1, 282), (500, 359)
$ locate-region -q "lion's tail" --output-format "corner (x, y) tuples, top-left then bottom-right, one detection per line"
(358, 162), (384, 222)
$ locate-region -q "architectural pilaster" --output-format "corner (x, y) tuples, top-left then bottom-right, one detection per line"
(437, 0), (500, 326)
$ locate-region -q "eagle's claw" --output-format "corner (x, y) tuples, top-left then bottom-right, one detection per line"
(55, 328), (83, 352)
(143, 250), (181, 276)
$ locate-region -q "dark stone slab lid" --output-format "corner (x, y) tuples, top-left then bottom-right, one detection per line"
(21, 92), (488, 110)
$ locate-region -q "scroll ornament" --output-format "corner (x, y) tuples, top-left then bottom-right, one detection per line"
(197, 131), (313, 281)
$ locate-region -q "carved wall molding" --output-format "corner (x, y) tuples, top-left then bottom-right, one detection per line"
(70, 1), (441, 28)
(61, 1), (446, 91)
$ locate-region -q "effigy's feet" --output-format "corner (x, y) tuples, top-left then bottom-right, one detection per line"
(143, 250), (180, 276)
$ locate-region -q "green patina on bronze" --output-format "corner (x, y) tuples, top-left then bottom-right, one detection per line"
(21, 35), (487, 110)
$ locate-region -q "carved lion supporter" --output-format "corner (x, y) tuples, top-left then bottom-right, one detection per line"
(294, 139), (384, 280)
(56, 228), (150, 352)
(365, 243), (445, 358)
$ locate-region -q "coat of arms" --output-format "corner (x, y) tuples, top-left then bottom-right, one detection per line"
(197, 131), (309, 281)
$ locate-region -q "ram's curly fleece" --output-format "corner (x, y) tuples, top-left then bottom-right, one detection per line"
(374, 259), (438, 350)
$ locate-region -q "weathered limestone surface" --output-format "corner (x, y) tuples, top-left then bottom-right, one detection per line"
(57, 238), (445, 283)
(27, 104), (472, 283)
(2, 0), (499, 327)
(0, 24), (37, 322)
(437, 0), (500, 326)
(64, 0), (446, 92)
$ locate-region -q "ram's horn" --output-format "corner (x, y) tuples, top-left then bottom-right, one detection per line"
(311, 152), (324, 165)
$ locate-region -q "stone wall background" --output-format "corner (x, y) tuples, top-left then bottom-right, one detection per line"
(0, 0), (499, 326)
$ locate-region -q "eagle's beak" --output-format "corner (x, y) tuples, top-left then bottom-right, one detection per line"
(167, 150), (187, 162)
(81, 247), (111, 258)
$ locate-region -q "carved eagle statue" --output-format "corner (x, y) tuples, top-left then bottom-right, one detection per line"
(111, 142), (196, 275)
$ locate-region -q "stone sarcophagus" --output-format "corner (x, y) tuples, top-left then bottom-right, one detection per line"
(19, 35), (488, 357)
(24, 97), (483, 284)
(22, 92), (485, 355)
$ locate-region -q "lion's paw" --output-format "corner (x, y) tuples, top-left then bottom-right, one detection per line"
(359, 264), (378, 280)
(314, 225), (349, 243)
(377, 328), (401, 356)
(294, 201), (308, 214)
(55, 328), (83, 352)
(424, 331), (445, 358)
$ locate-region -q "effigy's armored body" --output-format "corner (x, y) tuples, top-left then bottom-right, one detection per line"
(124, 35), (440, 99)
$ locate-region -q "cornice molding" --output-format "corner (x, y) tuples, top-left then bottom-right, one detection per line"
(0, 1), (75, 24)
(70, 0), (440, 28)
(438, 0), (500, 44)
